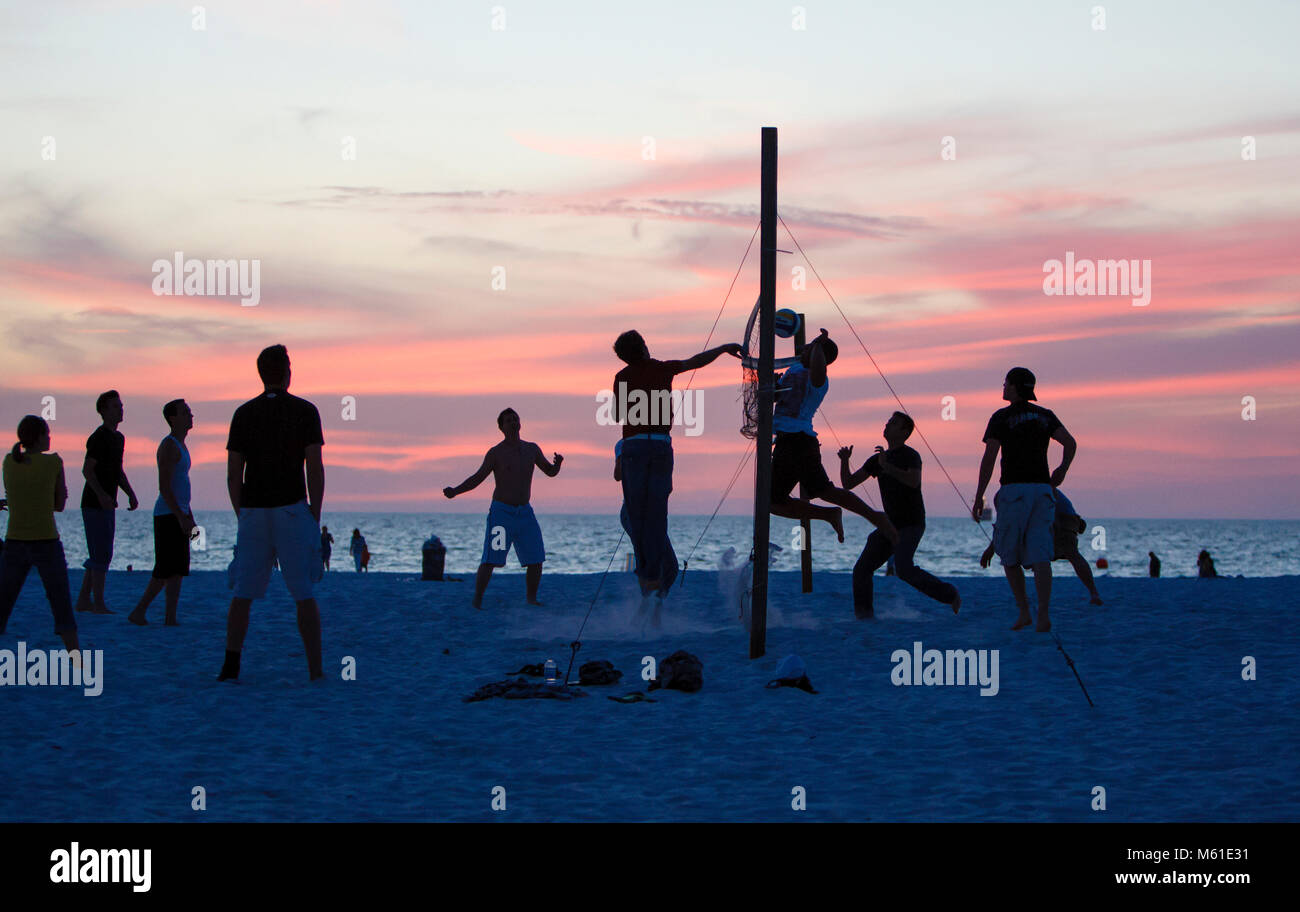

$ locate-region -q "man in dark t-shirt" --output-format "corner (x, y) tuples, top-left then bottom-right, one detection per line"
(973, 367), (1076, 633)
(74, 390), (139, 613)
(218, 344), (325, 682)
(610, 329), (740, 623)
(839, 411), (959, 618)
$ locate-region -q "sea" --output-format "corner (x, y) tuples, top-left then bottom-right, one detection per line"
(36, 511), (1300, 579)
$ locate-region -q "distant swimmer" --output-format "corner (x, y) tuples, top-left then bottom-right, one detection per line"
(0, 416), (81, 656)
(1197, 549), (1218, 578)
(444, 408), (562, 608)
(128, 399), (195, 626)
(1148, 551), (1161, 578)
(981, 488), (1101, 605)
(610, 330), (740, 616)
(218, 344), (325, 682)
(769, 329), (896, 545)
(973, 367), (1077, 633)
(839, 411), (958, 619)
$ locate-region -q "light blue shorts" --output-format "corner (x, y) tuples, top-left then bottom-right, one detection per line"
(228, 501), (322, 601)
(481, 501), (545, 567)
(992, 483), (1056, 567)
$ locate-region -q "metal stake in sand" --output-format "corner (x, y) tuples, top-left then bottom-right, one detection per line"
(1052, 632), (1095, 707)
(563, 529), (625, 686)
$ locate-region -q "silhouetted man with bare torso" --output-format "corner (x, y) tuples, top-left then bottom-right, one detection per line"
(445, 408), (561, 608)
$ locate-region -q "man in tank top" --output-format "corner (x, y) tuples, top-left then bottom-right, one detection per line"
(129, 400), (195, 626)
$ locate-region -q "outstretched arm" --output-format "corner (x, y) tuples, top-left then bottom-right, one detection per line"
(837, 445), (872, 489)
(534, 445), (562, 478)
(1050, 425), (1076, 488)
(973, 439), (999, 520)
(444, 451), (493, 498)
(670, 343), (743, 374)
(809, 331), (829, 388)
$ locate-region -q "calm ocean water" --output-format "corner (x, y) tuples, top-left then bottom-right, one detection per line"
(32, 510), (1300, 579)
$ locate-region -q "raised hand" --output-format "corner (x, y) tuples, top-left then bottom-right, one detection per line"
(836, 445), (853, 461)
(443, 486), (456, 499)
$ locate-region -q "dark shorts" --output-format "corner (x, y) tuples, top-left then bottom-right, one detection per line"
(771, 433), (833, 500)
(152, 514), (190, 579)
(1052, 523), (1080, 560)
(81, 508), (116, 571)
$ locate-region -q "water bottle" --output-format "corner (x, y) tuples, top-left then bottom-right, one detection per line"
(544, 659), (558, 685)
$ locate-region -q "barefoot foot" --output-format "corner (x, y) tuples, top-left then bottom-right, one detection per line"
(1090, 594), (1104, 606)
(828, 507), (845, 543)
(1036, 617), (1052, 632)
(1012, 612), (1033, 631)
(127, 611), (147, 626)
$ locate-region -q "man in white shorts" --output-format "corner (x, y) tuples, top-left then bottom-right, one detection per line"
(444, 408), (562, 608)
(219, 344), (325, 681)
(972, 367), (1076, 633)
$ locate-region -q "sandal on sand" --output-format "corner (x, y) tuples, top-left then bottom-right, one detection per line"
(608, 692), (657, 703)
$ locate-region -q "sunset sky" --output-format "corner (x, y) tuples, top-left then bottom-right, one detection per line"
(2, 0), (1297, 518)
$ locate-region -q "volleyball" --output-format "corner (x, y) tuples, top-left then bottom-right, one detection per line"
(774, 308), (801, 338)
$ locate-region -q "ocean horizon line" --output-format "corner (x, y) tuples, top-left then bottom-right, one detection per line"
(187, 509), (1300, 523)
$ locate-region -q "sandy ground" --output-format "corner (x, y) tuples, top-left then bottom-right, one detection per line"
(1, 566), (1294, 821)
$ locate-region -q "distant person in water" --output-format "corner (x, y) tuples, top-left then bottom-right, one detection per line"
(770, 329), (896, 545)
(128, 399), (195, 626)
(1197, 549), (1218, 578)
(973, 367), (1077, 633)
(74, 390), (139, 614)
(349, 528), (367, 573)
(0, 416), (81, 655)
(321, 526), (334, 571)
(444, 408), (562, 608)
(1149, 551), (1161, 578)
(839, 411), (959, 619)
(981, 487), (1101, 605)
(218, 344), (325, 682)
(611, 329), (740, 616)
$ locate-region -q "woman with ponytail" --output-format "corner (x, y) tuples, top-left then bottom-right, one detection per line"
(0, 416), (80, 652)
